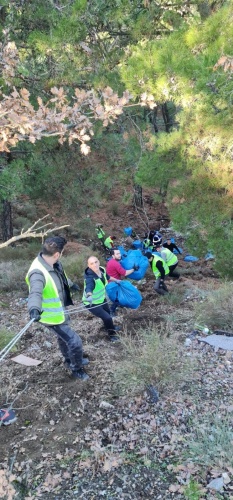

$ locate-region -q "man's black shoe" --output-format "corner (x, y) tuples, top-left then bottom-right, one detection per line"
(71, 368), (90, 381)
(113, 325), (122, 331)
(64, 358), (89, 370)
(108, 334), (120, 343)
(155, 289), (166, 296)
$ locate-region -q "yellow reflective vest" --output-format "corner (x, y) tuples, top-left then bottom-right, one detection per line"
(82, 267), (108, 305)
(151, 255), (169, 279)
(26, 257), (65, 325)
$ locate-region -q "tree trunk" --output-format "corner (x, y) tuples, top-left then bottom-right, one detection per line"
(134, 184), (143, 208)
(161, 103), (171, 132)
(150, 108), (159, 133)
(1, 200), (13, 241)
(0, 152), (13, 241)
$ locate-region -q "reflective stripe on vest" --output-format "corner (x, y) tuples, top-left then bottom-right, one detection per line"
(152, 255), (169, 279)
(25, 257), (65, 325)
(82, 267), (108, 305)
(161, 248), (178, 266)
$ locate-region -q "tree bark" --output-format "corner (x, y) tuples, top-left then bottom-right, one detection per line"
(1, 200), (13, 242)
(134, 184), (143, 208)
(161, 103), (172, 132)
(0, 152), (13, 242)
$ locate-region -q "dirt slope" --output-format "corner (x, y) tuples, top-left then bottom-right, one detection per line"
(0, 199), (232, 499)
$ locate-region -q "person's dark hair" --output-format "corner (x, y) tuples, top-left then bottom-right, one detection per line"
(145, 252), (153, 260)
(42, 236), (67, 256)
(110, 247), (118, 256)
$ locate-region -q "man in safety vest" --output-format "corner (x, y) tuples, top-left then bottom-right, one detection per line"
(26, 236), (89, 381)
(145, 251), (169, 295)
(82, 256), (121, 342)
(95, 224), (105, 243)
(104, 235), (116, 250)
(157, 244), (180, 278)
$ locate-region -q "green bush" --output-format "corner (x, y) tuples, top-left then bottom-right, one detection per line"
(114, 324), (192, 394)
(0, 261), (28, 292)
(13, 216), (32, 230)
(195, 281), (233, 330)
(186, 413), (233, 468)
(0, 241), (41, 261)
(70, 218), (96, 239)
(0, 329), (17, 352)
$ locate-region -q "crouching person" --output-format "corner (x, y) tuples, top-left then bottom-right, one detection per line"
(145, 251), (169, 295)
(26, 236), (89, 381)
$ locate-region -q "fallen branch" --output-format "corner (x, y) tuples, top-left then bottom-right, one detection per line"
(0, 214), (69, 248)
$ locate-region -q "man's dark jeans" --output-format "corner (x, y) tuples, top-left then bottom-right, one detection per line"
(85, 301), (115, 333)
(169, 263), (180, 278)
(48, 323), (83, 371)
(110, 299), (120, 315)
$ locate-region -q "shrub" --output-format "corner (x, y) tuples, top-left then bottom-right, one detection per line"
(195, 281), (233, 330)
(0, 241), (41, 261)
(13, 216), (32, 230)
(70, 218), (96, 239)
(186, 413), (233, 468)
(110, 202), (119, 216)
(0, 329), (17, 352)
(114, 324), (192, 394)
(0, 261), (28, 292)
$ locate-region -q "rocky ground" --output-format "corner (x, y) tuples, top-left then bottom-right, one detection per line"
(0, 198), (233, 499)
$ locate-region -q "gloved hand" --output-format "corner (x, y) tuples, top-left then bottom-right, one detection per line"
(30, 309), (41, 322)
(133, 264), (139, 271)
(85, 294), (93, 305)
(70, 283), (80, 292)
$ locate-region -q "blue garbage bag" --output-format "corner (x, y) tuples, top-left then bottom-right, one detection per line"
(184, 255), (199, 262)
(132, 240), (142, 249)
(124, 227), (133, 236)
(117, 245), (128, 258)
(106, 281), (142, 309)
(204, 252), (215, 261)
(121, 249), (149, 280)
(173, 247), (183, 255)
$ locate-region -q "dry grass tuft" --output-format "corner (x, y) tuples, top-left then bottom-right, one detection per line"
(114, 323), (193, 395)
(195, 281), (233, 330)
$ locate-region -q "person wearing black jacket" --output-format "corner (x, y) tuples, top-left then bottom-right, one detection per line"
(163, 239), (181, 254)
(26, 236), (89, 381)
(82, 256), (121, 342)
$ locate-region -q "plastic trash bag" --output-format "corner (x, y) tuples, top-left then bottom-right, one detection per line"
(204, 252), (215, 260)
(132, 240), (142, 249)
(124, 227), (133, 236)
(106, 281), (142, 309)
(121, 249), (149, 279)
(117, 245), (128, 258)
(173, 247), (183, 255)
(184, 255), (199, 262)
